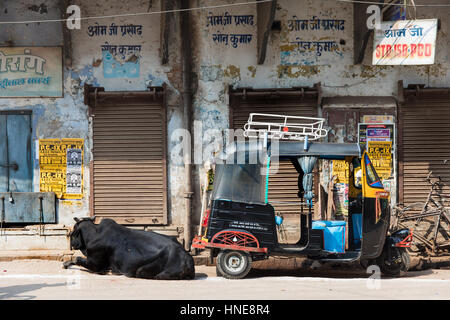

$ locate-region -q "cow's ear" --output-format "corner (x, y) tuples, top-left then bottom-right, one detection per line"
(74, 217), (80, 223)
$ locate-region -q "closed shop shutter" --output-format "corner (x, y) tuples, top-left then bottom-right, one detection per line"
(229, 87), (320, 234)
(86, 86), (167, 225)
(399, 85), (450, 207)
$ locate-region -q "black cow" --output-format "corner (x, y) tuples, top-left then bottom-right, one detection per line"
(63, 217), (195, 280)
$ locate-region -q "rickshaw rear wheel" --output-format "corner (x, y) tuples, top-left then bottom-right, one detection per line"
(216, 250), (252, 279)
(376, 247), (410, 277)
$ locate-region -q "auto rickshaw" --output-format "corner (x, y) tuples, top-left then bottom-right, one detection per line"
(193, 114), (412, 279)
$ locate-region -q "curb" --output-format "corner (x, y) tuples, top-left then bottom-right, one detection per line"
(0, 251), (74, 262)
(1, 251), (448, 271)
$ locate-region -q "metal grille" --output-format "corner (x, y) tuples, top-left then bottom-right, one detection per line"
(91, 92), (167, 225)
(399, 88), (450, 207)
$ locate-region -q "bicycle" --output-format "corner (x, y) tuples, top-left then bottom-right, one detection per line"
(392, 171), (450, 256)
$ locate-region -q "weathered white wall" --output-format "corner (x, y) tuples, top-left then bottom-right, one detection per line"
(69, 0), (188, 227)
(0, 0), (88, 230)
(0, 0), (184, 230)
(186, 0), (450, 226)
(192, 0), (449, 96)
(1, 0), (449, 248)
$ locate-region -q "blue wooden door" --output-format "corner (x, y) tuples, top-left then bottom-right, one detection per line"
(0, 112), (56, 224)
(0, 115), (7, 191)
(0, 113), (32, 192)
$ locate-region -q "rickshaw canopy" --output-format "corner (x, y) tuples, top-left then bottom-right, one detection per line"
(212, 141), (361, 206)
(218, 141), (361, 163)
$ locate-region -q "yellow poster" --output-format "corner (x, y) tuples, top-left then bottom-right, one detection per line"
(39, 139), (84, 199)
(332, 160), (349, 216)
(332, 160), (349, 184)
(367, 141), (392, 180)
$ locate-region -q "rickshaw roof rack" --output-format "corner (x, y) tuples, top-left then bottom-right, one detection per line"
(243, 113), (328, 141)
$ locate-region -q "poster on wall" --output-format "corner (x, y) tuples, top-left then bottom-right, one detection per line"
(66, 148), (83, 195)
(332, 160), (349, 216)
(39, 139), (84, 199)
(361, 115), (394, 124)
(367, 141), (392, 181)
(0, 47), (63, 97)
(358, 123), (394, 152)
(372, 19), (438, 65)
(332, 160), (349, 184)
(358, 122), (395, 182)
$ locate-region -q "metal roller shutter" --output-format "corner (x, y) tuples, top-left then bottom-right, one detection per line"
(86, 86), (167, 225)
(229, 87), (320, 233)
(399, 85), (450, 207)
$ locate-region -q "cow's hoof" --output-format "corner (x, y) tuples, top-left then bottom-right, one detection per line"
(63, 261), (73, 269)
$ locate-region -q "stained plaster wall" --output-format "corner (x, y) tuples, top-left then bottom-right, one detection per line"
(192, 0), (449, 98)
(0, 0), (88, 230)
(188, 0), (450, 226)
(67, 0), (186, 227)
(0, 0), (186, 231)
(1, 0), (449, 244)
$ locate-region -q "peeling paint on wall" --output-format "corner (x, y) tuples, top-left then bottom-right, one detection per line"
(277, 65), (320, 78)
(223, 65), (241, 80)
(1, 0), (450, 242)
(247, 66), (256, 78)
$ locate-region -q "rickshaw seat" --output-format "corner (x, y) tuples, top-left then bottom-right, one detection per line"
(312, 220), (346, 253)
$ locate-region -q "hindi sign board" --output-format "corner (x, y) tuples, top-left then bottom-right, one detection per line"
(39, 139), (84, 199)
(0, 47), (62, 97)
(372, 19), (438, 65)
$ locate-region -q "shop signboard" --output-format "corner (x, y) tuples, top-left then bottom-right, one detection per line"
(372, 19), (438, 65)
(0, 47), (62, 97)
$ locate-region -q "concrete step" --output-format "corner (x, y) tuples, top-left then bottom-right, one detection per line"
(0, 250), (74, 262)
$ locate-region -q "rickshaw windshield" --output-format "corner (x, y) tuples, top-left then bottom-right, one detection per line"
(364, 153), (384, 189)
(212, 164), (265, 204)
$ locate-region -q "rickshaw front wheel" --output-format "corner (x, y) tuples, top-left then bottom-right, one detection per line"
(216, 250), (252, 279)
(376, 247), (410, 277)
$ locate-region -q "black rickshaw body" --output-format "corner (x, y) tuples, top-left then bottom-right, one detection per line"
(194, 141), (410, 268)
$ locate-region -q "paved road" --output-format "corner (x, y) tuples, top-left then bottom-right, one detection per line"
(0, 260), (449, 300)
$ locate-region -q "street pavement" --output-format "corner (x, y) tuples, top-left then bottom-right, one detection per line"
(0, 260), (449, 300)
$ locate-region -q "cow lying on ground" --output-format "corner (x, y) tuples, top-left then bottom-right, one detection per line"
(63, 217), (195, 280)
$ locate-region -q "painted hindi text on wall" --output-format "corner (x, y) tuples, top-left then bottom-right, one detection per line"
(0, 47), (62, 97)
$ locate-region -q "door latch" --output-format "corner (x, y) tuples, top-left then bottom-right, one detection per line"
(0, 163), (18, 171)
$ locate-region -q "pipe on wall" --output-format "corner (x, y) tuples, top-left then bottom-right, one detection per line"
(180, 0), (194, 251)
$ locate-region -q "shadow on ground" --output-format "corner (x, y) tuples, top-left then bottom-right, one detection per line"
(247, 267), (434, 279)
(0, 283), (66, 300)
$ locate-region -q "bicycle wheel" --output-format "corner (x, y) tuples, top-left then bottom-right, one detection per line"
(395, 202), (431, 253)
